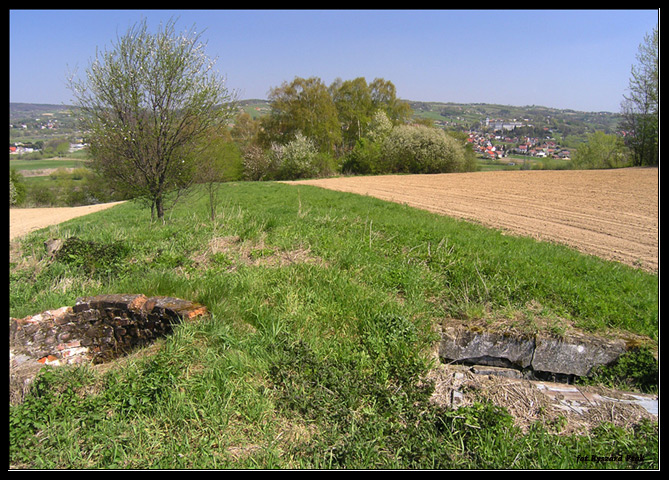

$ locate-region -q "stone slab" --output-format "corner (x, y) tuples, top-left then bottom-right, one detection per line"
(532, 332), (627, 377)
(439, 325), (535, 368)
(439, 324), (630, 377)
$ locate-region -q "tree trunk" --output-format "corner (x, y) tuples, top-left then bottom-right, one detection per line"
(155, 195), (164, 220)
(209, 186), (216, 222)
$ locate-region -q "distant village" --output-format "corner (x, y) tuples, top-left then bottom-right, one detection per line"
(9, 142), (86, 155)
(10, 107), (571, 162)
(9, 109), (85, 155)
(463, 118), (571, 161)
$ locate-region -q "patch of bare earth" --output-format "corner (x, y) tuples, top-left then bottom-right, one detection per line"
(9, 201), (127, 241)
(290, 168), (658, 272)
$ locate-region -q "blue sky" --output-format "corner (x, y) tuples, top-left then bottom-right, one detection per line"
(10, 9), (658, 112)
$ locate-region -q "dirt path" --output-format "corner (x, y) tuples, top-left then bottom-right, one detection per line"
(9, 201), (127, 241)
(290, 168), (659, 272)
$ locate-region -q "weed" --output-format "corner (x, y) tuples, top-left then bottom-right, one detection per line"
(54, 236), (129, 277)
(9, 367), (106, 468)
(579, 347), (659, 394)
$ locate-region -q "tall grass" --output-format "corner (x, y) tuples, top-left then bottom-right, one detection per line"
(9, 181), (658, 469)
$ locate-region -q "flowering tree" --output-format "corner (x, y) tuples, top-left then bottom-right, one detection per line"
(276, 132), (319, 180)
(69, 19), (235, 219)
(381, 125), (466, 174)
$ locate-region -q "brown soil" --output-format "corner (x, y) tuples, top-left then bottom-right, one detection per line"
(9, 201), (127, 241)
(19, 167), (78, 177)
(290, 168), (659, 272)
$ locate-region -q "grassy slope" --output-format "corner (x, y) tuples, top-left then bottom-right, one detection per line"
(9, 181), (658, 469)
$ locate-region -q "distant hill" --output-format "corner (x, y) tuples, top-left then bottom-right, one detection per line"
(10, 103), (75, 122)
(407, 100), (621, 135)
(11, 99), (622, 137)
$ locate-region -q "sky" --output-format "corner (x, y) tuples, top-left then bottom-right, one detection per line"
(9, 9), (659, 112)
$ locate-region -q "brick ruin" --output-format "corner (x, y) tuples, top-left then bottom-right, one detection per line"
(10, 294), (207, 403)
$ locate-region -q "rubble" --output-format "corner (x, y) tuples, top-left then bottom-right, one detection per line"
(430, 321), (658, 433)
(9, 294), (207, 403)
(426, 363), (658, 434)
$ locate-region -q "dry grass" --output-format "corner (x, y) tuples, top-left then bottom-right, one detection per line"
(191, 234), (327, 270)
(425, 362), (656, 435)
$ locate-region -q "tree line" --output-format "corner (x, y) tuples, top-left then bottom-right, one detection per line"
(235, 76), (477, 181)
(64, 19), (477, 219)
(60, 19), (656, 220)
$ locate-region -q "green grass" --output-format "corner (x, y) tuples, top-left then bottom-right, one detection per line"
(9, 181), (658, 469)
(9, 156), (89, 172)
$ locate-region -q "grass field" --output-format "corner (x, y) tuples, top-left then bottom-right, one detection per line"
(292, 168), (658, 272)
(9, 180), (658, 469)
(10, 155), (89, 173)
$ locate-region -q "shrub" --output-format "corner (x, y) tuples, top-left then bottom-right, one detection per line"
(572, 131), (630, 169)
(65, 187), (89, 207)
(381, 125), (466, 174)
(313, 151), (338, 178)
(341, 138), (382, 175)
(581, 347), (658, 393)
(27, 184), (57, 206)
(367, 110), (393, 143)
(71, 167), (90, 180)
(242, 144), (277, 181)
(9, 169), (26, 206)
(49, 167), (72, 181)
(276, 132), (320, 180)
(54, 236), (129, 277)
(242, 133), (326, 181)
(10, 179), (17, 205)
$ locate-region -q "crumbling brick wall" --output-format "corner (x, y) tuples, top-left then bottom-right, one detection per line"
(9, 294), (207, 403)
(10, 294), (207, 366)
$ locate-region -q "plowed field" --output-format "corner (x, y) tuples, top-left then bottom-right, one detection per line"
(291, 168), (658, 272)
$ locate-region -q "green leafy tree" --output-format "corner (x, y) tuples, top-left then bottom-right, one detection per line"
(260, 76), (411, 158)
(195, 130), (243, 221)
(341, 111), (392, 174)
(341, 138), (382, 175)
(230, 111), (260, 147)
(369, 78), (412, 125)
(261, 77), (341, 154)
(330, 77), (374, 150)
(68, 18), (235, 220)
(572, 131), (630, 169)
(43, 138), (70, 157)
(620, 25), (658, 166)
